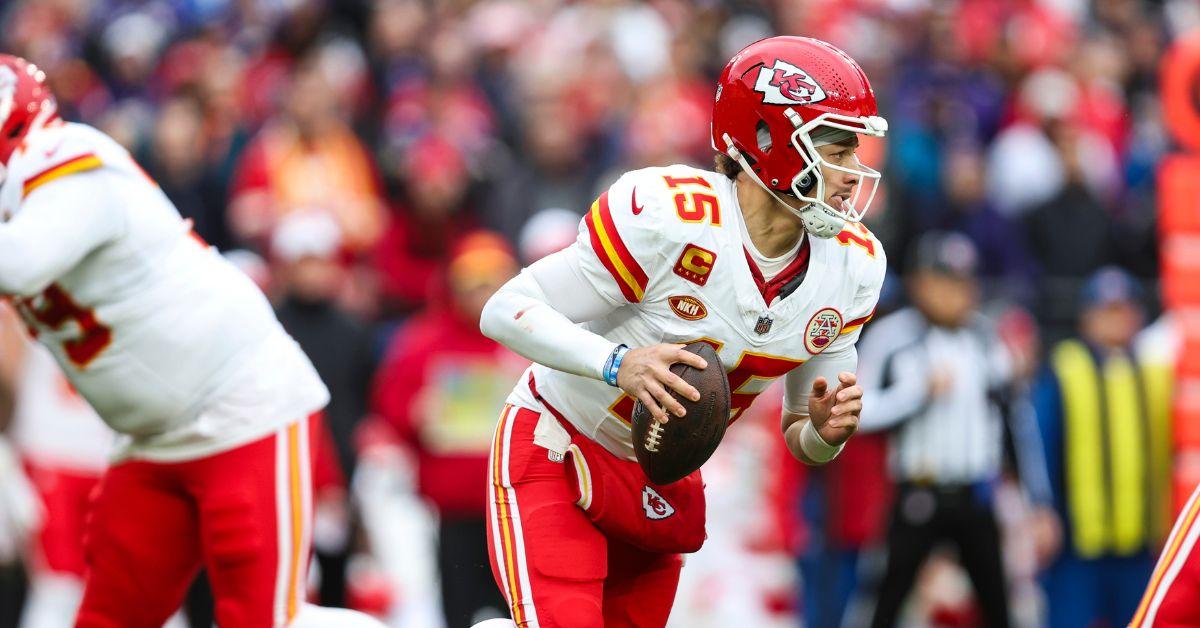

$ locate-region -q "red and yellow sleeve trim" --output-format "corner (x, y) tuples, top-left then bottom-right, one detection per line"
(23, 153), (103, 198)
(840, 309), (875, 335)
(585, 191), (649, 303)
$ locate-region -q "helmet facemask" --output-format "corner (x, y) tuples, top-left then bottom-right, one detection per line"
(723, 111), (887, 239)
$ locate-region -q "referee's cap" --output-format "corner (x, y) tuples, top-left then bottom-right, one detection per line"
(908, 231), (978, 279)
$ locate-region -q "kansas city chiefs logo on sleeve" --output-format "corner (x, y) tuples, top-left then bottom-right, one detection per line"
(755, 60), (827, 106)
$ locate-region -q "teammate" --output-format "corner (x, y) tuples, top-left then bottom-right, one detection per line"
(1, 321), (115, 627)
(1131, 481), (1200, 626)
(0, 55), (383, 627)
(478, 36), (888, 626)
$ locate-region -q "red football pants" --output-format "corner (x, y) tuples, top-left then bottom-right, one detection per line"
(1132, 482), (1200, 626)
(24, 462), (102, 578)
(486, 404), (683, 628)
(75, 415), (318, 628)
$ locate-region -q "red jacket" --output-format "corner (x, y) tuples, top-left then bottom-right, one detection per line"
(371, 306), (526, 518)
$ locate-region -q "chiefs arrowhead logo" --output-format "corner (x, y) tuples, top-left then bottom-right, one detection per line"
(642, 486), (675, 520)
(804, 307), (843, 355)
(755, 60), (827, 106)
(632, 186), (644, 215)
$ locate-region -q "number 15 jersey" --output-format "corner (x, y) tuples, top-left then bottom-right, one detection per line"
(507, 164), (886, 460)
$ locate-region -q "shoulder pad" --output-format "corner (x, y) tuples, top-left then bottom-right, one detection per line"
(11, 124), (106, 199)
(618, 165), (734, 244)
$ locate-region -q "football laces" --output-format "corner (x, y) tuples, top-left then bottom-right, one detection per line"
(645, 420), (664, 452)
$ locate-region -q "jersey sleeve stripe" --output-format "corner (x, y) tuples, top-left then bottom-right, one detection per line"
(585, 191), (649, 302)
(22, 153), (103, 198)
(840, 310), (875, 335)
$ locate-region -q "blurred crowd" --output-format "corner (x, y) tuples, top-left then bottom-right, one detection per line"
(0, 0), (1187, 626)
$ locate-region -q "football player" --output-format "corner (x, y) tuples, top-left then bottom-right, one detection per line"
(477, 36), (888, 627)
(0, 56), (383, 627)
(1131, 481), (1200, 627)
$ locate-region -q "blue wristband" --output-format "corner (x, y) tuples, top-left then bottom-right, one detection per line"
(603, 344), (629, 387)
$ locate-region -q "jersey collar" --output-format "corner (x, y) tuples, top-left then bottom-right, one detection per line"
(743, 236), (811, 306)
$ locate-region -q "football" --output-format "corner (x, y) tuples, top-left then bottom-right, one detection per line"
(631, 342), (731, 485)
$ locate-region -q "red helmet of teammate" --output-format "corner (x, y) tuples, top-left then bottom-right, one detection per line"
(0, 54), (57, 166)
(712, 37), (888, 238)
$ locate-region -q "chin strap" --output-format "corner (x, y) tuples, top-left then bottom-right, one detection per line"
(722, 134), (844, 239)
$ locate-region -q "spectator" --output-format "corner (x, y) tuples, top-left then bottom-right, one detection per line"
(1033, 266), (1171, 628)
(229, 52), (385, 254)
(858, 232), (1058, 628)
(270, 211), (376, 609)
(370, 231), (525, 627)
(143, 94), (233, 251)
(937, 144), (1037, 304)
(373, 133), (480, 318)
(516, 207), (579, 265)
(1023, 120), (1121, 345)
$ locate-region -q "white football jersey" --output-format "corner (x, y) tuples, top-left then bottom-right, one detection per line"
(10, 341), (113, 472)
(0, 122), (328, 461)
(507, 165), (886, 459)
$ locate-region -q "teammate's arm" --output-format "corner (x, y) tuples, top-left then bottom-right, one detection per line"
(781, 345), (860, 465)
(480, 245), (704, 422)
(0, 171), (123, 296)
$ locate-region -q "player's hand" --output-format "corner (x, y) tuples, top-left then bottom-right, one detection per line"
(617, 344), (707, 424)
(807, 372), (862, 446)
(928, 367), (954, 398)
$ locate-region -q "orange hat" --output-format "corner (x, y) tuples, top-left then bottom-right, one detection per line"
(448, 231), (517, 289)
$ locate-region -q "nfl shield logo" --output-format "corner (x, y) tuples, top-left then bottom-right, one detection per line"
(755, 315), (773, 335)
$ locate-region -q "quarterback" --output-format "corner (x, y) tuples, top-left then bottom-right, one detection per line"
(479, 37), (888, 626)
(0, 56), (381, 627)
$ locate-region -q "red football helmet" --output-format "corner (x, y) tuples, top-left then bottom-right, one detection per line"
(0, 54), (57, 166)
(712, 37), (887, 238)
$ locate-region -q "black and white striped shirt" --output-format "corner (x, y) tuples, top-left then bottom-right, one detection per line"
(857, 308), (1047, 494)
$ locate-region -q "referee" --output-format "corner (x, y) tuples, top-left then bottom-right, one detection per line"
(857, 232), (1056, 628)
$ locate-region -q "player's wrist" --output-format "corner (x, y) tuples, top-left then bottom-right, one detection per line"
(603, 344), (629, 387)
(800, 420), (844, 464)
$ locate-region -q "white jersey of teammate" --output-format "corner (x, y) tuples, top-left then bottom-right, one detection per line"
(10, 340), (114, 472)
(507, 165), (885, 459)
(0, 121), (328, 462)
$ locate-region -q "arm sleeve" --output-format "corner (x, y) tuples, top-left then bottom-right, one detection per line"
(481, 170), (667, 380)
(781, 244), (887, 419)
(480, 245), (622, 381)
(782, 344), (858, 418)
(857, 347), (931, 432)
(1031, 368), (1064, 505)
(1005, 388), (1055, 505)
(0, 170), (124, 296)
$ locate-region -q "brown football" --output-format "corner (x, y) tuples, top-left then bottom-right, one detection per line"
(631, 342), (731, 485)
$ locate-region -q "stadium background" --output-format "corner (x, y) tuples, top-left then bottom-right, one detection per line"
(0, 0), (1188, 626)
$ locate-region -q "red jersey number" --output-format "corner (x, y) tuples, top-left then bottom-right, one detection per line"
(16, 284), (112, 368)
(608, 340), (803, 425)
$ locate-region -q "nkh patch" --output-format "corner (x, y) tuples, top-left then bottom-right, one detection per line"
(668, 295), (707, 321)
(804, 307), (843, 354)
(642, 485), (675, 520)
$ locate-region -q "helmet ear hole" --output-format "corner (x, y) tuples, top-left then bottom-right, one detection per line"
(755, 120), (772, 154)
(797, 172), (815, 194)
